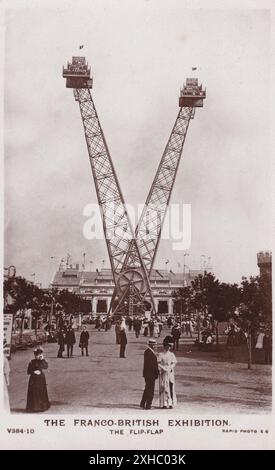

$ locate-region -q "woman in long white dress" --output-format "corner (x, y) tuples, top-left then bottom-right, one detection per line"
(158, 336), (177, 409)
(153, 320), (159, 338)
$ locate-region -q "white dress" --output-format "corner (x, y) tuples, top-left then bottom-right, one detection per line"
(153, 322), (159, 338)
(158, 350), (177, 408)
(255, 332), (264, 349)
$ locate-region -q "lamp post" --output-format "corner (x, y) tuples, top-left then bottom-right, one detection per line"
(200, 254), (206, 271)
(183, 253), (189, 275)
(179, 296), (183, 329)
(183, 253), (189, 287)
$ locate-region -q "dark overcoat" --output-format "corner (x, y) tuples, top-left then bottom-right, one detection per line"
(26, 359), (50, 412)
(79, 330), (90, 347)
(143, 348), (159, 380)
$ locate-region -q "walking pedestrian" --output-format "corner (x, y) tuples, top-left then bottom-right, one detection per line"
(119, 327), (127, 358)
(128, 316), (133, 331)
(79, 325), (90, 356)
(65, 326), (76, 357)
(157, 318), (163, 337)
(149, 319), (154, 337)
(153, 319), (159, 338)
(120, 316), (126, 331)
(143, 321), (149, 337)
(133, 318), (141, 338)
(95, 316), (101, 331)
(171, 324), (181, 351)
(26, 348), (50, 413)
(186, 319), (193, 338)
(115, 321), (121, 344)
(140, 339), (159, 410)
(57, 328), (65, 358)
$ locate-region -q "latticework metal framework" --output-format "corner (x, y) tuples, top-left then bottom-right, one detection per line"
(125, 106), (194, 275)
(63, 58), (205, 317)
(109, 107), (195, 314)
(73, 87), (154, 315)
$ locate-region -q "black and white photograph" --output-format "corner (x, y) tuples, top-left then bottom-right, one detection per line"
(1, 0), (274, 451)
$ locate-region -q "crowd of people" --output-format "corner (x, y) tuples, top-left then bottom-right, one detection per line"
(3, 311), (272, 414)
(21, 313), (183, 413)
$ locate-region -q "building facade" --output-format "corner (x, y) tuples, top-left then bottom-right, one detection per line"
(51, 265), (202, 315)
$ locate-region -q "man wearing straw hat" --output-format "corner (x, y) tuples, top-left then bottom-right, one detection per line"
(140, 339), (159, 410)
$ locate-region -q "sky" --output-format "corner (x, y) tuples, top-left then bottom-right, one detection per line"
(3, 4), (273, 287)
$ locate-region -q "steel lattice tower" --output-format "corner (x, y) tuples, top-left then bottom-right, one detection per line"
(63, 57), (206, 317)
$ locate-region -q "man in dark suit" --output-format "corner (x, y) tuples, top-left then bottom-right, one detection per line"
(79, 325), (90, 356)
(119, 328), (127, 358)
(140, 339), (159, 410)
(65, 326), (76, 357)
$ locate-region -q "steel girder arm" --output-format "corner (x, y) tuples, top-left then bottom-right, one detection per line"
(74, 88), (154, 312)
(109, 107), (194, 314)
(133, 106), (194, 275)
(116, 107), (193, 275)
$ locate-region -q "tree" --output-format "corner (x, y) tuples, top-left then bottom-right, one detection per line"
(29, 285), (46, 337)
(4, 277), (45, 342)
(189, 273), (242, 349)
(209, 282), (241, 348)
(240, 276), (262, 328)
(3, 276), (91, 338)
(172, 286), (192, 320)
(55, 289), (82, 315)
(190, 272), (219, 345)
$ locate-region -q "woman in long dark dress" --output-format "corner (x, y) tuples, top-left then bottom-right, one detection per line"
(26, 348), (50, 412)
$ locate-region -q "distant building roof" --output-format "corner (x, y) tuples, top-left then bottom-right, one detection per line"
(51, 267), (203, 288)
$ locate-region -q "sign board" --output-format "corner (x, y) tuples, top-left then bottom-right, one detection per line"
(3, 314), (13, 358)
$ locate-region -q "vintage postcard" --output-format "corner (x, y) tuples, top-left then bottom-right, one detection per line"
(0, 0), (274, 451)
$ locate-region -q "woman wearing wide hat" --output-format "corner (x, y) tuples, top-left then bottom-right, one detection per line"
(158, 336), (177, 409)
(26, 347), (50, 412)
